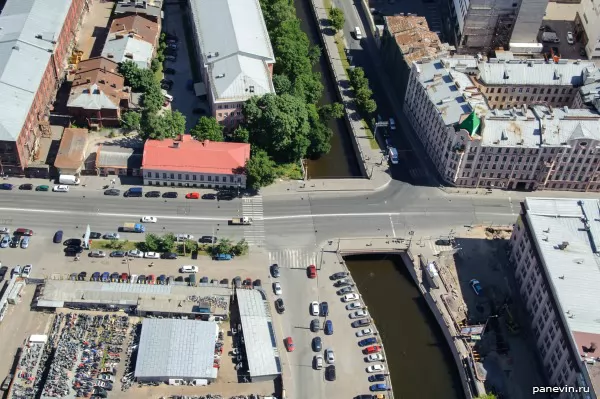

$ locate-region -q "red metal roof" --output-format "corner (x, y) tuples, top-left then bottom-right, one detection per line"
(142, 135), (250, 174)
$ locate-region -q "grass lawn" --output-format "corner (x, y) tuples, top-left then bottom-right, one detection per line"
(153, 61), (163, 82)
(275, 162), (304, 180)
(90, 240), (139, 251)
(334, 34), (351, 72)
(361, 119), (379, 149)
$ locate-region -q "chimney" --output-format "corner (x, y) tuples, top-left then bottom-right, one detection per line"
(176, 134), (183, 141)
(172, 142), (180, 148)
(203, 140), (209, 146)
(87, 78), (91, 83)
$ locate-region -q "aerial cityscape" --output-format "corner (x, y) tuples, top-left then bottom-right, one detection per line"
(0, 0), (599, 398)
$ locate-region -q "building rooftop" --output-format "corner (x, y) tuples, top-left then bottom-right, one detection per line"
(96, 144), (143, 169)
(135, 318), (219, 380)
(0, 0), (73, 141)
(53, 128), (88, 170)
(236, 289), (281, 378)
(384, 15), (453, 65)
(478, 59), (596, 86)
(114, 0), (162, 19)
(101, 36), (153, 69)
(414, 57), (489, 126)
(188, 0), (275, 102)
(68, 58), (129, 110)
(523, 198), (600, 392)
(142, 135), (250, 175)
(476, 105), (600, 147)
(108, 15), (159, 46)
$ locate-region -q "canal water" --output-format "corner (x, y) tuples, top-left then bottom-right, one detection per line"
(346, 255), (463, 399)
(293, 0), (360, 178)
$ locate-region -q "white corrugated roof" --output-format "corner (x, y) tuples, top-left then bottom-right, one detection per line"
(101, 36), (153, 69)
(0, 0), (73, 141)
(524, 198), (600, 335)
(188, 0), (275, 102)
(67, 84), (119, 110)
(479, 60), (595, 86)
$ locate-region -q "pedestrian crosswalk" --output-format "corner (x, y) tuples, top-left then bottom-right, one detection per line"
(268, 248), (318, 270)
(242, 196), (265, 248)
(428, 241), (453, 256)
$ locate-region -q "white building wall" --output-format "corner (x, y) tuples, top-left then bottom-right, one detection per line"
(579, 0), (600, 58)
(142, 168), (246, 189)
(511, 0), (549, 43)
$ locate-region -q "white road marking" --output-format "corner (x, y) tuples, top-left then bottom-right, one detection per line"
(389, 214), (396, 238)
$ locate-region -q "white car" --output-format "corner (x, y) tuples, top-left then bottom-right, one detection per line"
(21, 264), (32, 278)
(314, 355), (323, 370)
(356, 328), (373, 337)
(567, 31), (574, 44)
(144, 252), (160, 259)
(273, 282), (282, 295)
(367, 353), (384, 362)
(310, 301), (319, 316)
(389, 117), (396, 130)
(141, 216), (158, 223)
(180, 265), (198, 273)
(53, 185), (69, 192)
(350, 309), (369, 319)
(0, 227), (10, 234)
(176, 234), (194, 242)
(325, 348), (335, 364)
(346, 302), (363, 310)
(342, 293), (359, 302)
(367, 364), (385, 373)
(129, 274), (138, 284)
(128, 249), (143, 258)
(89, 250), (106, 258)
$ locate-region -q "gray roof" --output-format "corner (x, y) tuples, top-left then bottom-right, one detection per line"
(115, 0), (162, 18)
(236, 289), (281, 378)
(523, 198), (600, 335)
(414, 57), (489, 126)
(0, 0), (73, 141)
(479, 105), (600, 147)
(478, 59), (596, 86)
(188, 0), (275, 102)
(101, 36), (153, 69)
(97, 145), (143, 169)
(67, 84), (119, 110)
(135, 318), (219, 380)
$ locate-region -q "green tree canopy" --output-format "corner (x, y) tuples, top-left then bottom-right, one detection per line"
(140, 110), (186, 140)
(318, 103), (344, 121)
(348, 67), (377, 115)
(231, 127), (250, 143)
(328, 7), (345, 33)
(142, 84), (164, 114)
(306, 104), (332, 158)
(189, 117), (224, 142)
(120, 111), (141, 131)
(243, 93), (311, 163)
(245, 149), (277, 190)
(118, 60), (155, 92)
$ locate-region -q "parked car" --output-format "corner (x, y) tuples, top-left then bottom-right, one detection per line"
(364, 345), (382, 354)
(284, 337), (295, 352)
(165, 54), (177, 62)
(10, 236), (20, 247)
(325, 348), (335, 364)
(359, 338), (377, 347)
(164, 68), (176, 75)
(161, 252), (178, 259)
(199, 236), (217, 244)
(273, 282), (282, 295)
(78, 272), (87, 281)
(312, 336), (322, 352)
(346, 302), (363, 310)
(53, 185), (69, 192)
(337, 286), (354, 295)
(180, 265), (198, 273)
(19, 184), (33, 190)
(144, 252), (160, 259)
(330, 271), (348, 280)
(313, 355), (323, 370)
(202, 193), (217, 200)
(91, 272), (100, 281)
(0, 183), (13, 190)
(35, 185), (49, 191)
(185, 192), (200, 199)
(343, 293), (360, 302)
(20, 236), (30, 249)
(389, 117), (396, 130)
(275, 298), (285, 314)
(145, 191), (161, 198)
(310, 318), (320, 332)
(350, 310), (369, 319)
(52, 230), (63, 244)
(567, 31), (574, 44)
(64, 238), (82, 247)
(176, 234), (194, 242)
(104, 189), (120, 196)
(320, 301), (329, 317)
(325, 365), (336, 381)
(271, 264), (280, 277)
(367, 364), (385, 373)
(334, 278), (350, 287)
(21, 264), (32, 278)
(307, 264), (317, 278)
(0, 266), (8, 282)
(89, 250), (106, 258)
(367, 354), (384, 362)
(310, 301), (319, 316)
(352, 319), (371, 328)
(370, 383), (388, 392)
(109, 251), (125, 258)
(103, 233), (120, 240)
(89, 232), (102, 239)
(0, 236), (10, 248)
(470, 279), (483, 296)
(324, 320), (333, 335)
(128, 249), (143, 258)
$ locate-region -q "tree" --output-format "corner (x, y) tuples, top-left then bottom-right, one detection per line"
(328, 7), (345, 33)
(211, 238), (233, 256)
(189, 117), (224, 142)
(143, 233), (161, 252)
(118, 61), (155, 92)
(121, 111), (141, 131)
(157, 233), (175, 253)
(161, 110), (187, 138)
(306, 104), (332, 158)
(245, 149), (277, 190)
(141, 84), (164, 114)
(231, 127), (250, 143)
(118, 60), (139, 87)
(308, 45), (321, 66)
(232, 239), (249, 256)
(318, 103), (344, 121)
(273, 74), (293, 95)
(243, 93), (311, 163)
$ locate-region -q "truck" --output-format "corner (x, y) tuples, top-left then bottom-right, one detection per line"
(59, 174), (80, 185)
(121, 223), (145, 233)
(229, 217), (252, 225)
(542, 32), (560, 43)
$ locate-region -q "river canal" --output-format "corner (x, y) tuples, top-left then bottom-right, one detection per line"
(346, 255), (463, 399)
(293, 0), (360, 179)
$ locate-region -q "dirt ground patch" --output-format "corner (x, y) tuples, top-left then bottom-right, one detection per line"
(75, 1), (115, 60)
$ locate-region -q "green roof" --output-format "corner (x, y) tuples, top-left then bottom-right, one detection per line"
(459, 112), (480, 136)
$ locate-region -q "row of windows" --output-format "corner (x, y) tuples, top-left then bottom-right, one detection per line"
(145, 171), (242, 183)
(216, 103), (242, 110)
(146, 181), (239, 188)
(486, 86), (573, 95)
(488, 96), (568, 105)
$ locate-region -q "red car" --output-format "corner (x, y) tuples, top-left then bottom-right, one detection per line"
(284, 337), (295, 352)
(185, 192), (200, 199)
(307, 265), (317, 279)
(363, 345), (382, 354)
(120, 273), (129, 282)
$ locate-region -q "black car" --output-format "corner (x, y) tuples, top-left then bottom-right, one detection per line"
(162, 191), (178, 198)
(0, 266), (8, 282)
(330, 272), (348, 280)
(64, 238), (82, 247)
(110, 251), (126, 257)
(310, 319), (320, 332)
(368, 374), (386, 382)
(161, 252), (178, 259)
(199, 236), (216, 244)
(89, 232), (102, 239)
(320, 301), (329, 317)
(253, 279), (261, 287)
(202, 193), (217, 200)
(164, 68), (176, 75)
(271, 264), (280, 278)
(325, 365), (336, 381)
(65, 246), (84, 255)
(19, 184), (33, 190)
(161, 82), (173, 90)
(10, 236), (20, 247)
(78, 272), (87, 281)
(165, 48), (178, 56)
(312, 336), (322, 352)
(145, 191), (161, 198)
(104, 189), (120, 196)
(334, 279), (351, 287)
(217, 192), (236, 201)
(355, 395), (375, 399)
(275, 298), (285, 314)
(192, 107), (207, 115)
(161, 79), (174, 85)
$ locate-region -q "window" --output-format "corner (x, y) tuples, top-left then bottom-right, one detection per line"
(146, 172), (151, 177)
(533, 88), (537, 94)
(526, 88), (530, 93)
(185, 174), (189, 180)
(193, 175), (197, 181)
(208, 176), (212, 181)
(178, 174), (182, 179)
(215, 176), (219, 182)
(155, 172), (159, 178)
(163, 173), (167, 178)
(200, 175), (204, 181)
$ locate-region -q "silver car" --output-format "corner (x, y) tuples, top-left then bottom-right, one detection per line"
(20, 236), (30, 249)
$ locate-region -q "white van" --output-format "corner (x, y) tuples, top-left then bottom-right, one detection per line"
(161, 89), (173, 102)
(59, 174), (80, 185)
(388, 147), (399, 164)
(354, 27), (362, 40)
(180, 265), (199, 273)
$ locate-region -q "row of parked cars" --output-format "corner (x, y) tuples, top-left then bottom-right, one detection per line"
(103, 188), (238, 201)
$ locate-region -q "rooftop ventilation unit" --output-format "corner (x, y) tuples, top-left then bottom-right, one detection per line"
(557, 241), (569, 250)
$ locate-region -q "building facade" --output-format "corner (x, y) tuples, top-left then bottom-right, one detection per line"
(509, 198), (599, 397)
(576, 0), (600, 59)
(142, 135), (250, 188)
(187, 0), (275, 131)
(404, 57), (600, 192)
(0, 0), (87, 175)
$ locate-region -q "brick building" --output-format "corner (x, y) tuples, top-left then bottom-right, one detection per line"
(0, 0), (87, 175)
